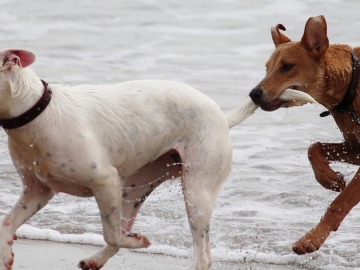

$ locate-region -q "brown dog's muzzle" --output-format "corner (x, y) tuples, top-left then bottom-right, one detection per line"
(249, 88), (284, 111)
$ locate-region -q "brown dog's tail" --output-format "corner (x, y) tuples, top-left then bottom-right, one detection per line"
(226, 99), (259, 129)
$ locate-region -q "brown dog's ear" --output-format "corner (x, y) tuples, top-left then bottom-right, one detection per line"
(271, 24), (291, 47)
(301, 15), (329, 57)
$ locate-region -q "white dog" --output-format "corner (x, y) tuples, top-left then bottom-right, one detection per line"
(0, 49), (316, 270)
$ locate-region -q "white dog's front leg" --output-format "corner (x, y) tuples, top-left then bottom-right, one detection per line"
(79, 168), (149, 270)
(92, 168), (149, 248)
(0, 179), (53, 270)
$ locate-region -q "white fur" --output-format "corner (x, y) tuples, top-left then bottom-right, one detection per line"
(0, 53), (238, 270)
(226, 98), (258, 128)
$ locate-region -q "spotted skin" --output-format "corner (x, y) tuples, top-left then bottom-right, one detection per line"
(0, 50), (234, 270)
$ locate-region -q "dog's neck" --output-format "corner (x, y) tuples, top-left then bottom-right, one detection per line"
(322, 45), (360, 110)
(0, 67), (43, 119)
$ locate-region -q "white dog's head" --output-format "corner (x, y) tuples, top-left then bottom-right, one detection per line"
(0, 49), (36, 117)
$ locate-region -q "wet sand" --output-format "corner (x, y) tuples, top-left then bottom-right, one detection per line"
(13, 239), (306, 270)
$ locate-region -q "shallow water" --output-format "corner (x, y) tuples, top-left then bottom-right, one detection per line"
(0, 0), (360, 269)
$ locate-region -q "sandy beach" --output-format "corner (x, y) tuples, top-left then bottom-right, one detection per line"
(13, 239), (305, 270)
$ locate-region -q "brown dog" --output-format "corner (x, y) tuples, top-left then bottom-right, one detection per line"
(249, 15), (360, 255)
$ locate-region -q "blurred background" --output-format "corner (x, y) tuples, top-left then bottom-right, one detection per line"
(0, 0), (359, 269)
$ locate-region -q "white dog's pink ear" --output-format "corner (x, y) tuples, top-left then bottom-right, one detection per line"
(1, 50), (36, 69)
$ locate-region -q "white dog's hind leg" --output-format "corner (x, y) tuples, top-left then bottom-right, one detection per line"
(120, 150), (182, 231)
(180, 144), (232, 270)
(183, 182), (214, 270)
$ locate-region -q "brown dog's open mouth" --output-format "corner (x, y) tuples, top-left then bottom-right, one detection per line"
(259, 99), (287, 111)
(258, 87), (319, 111)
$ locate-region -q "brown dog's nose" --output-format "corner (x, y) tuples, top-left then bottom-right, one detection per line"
(249, 88), (263, 104)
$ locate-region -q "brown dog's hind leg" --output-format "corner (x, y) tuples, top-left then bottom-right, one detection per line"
(293, 168), (360, 254)
(308, 142), (360, 191)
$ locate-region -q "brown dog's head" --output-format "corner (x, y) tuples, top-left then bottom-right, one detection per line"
(249, 15), (331, 111)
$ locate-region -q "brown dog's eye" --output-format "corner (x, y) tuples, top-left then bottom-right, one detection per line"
(280, 63), (294, 72)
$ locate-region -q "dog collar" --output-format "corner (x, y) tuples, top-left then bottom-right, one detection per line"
(0, 80), (52, 129)
(320, 50), (360, 122)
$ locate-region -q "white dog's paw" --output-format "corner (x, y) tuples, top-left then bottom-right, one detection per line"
(78, 259), (103, 270)
(78, 233), (150, 269)
(0, 239), (14, 270)
(124, 232), (150, 248)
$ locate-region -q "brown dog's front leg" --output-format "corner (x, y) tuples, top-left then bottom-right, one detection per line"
(308, 142), (360, 191)
(293, 168), (360, 254)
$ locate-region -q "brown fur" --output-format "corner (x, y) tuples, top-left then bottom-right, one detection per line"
(249, 15), (360, 255)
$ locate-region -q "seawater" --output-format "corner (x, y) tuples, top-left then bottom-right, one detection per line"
(0, 0), (360, 269)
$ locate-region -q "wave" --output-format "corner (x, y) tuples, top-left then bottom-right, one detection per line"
(16, 225), (355, 270)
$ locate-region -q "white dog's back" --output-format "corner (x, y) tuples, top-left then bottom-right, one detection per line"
(42, 79), (229, 177)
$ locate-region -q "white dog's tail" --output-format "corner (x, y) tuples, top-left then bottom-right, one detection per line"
(226, 98), (259, 129)
(226, 89), (320, 129)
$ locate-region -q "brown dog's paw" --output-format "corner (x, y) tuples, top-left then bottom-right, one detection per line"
(292, 227), (330, 255)
(316, 171), (346, 192)
(292, 238), (320, 255)
(328, 171), (346, 192)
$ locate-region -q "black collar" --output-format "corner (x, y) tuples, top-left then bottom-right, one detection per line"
(320, 50), (360, 123)
(0, 80), (52, 129)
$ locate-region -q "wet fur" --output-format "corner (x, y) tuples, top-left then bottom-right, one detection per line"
(250, 16), (360, 255)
